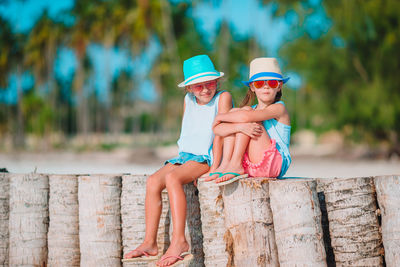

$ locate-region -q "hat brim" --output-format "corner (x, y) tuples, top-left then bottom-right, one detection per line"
(178, 72), (224, 88)
(242, 76), (290, 87)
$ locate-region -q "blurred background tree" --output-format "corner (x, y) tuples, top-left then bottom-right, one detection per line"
(0, 0), (399, 154)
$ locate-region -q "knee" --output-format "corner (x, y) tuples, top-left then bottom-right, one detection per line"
(146, 174), (164, 193)
(165, 172), (182, 188)
(241, 106), (252, 111)
(229, 107), (241, 112)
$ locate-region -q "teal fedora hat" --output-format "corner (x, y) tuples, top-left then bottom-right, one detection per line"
(178, 55), (224, 87)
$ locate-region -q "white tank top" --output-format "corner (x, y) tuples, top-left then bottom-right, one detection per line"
(177, 91), (223, 161)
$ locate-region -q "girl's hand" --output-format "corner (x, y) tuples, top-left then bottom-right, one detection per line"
(212, 117), (221, 129)
(239, 123), (263, 138)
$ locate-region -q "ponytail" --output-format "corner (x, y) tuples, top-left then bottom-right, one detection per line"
(240, 89), (256, 107)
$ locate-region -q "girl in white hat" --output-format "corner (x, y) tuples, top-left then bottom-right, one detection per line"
(124, 55), (232, 266)
(206, 57), (291, 184)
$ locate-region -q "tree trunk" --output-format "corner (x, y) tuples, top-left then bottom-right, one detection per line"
(269, 179), (327, 267)
(48, 175), (80, 266)
(0, 173), (9, 266)
(78, 175), (122, 267)
(318, 177), (384, 266)
(221, 178), (279, 267)
(197, 179), (230, 267)
(182, 182), (204, 266)
(374, 175), (400, 267)
(74, 58), (89, 137)
(121, 175), (170, 267)
(166, 183), (204, 267)
(14, 68), (25, 148)
(9, 173), (49, 266)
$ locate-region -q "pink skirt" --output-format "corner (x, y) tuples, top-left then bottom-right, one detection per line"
(242, 139), (283, 178)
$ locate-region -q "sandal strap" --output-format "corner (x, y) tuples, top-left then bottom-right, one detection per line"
(133, 249), (149, 257)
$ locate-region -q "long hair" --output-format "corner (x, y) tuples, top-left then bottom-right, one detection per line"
(240, 86), (282, 107)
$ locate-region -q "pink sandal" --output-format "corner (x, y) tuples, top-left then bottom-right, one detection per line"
(122, 249), (159, 262)
(157, 252), (193, 267)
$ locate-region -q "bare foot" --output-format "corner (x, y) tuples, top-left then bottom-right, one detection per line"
(216, 165), (245, 183)
(156, 240), (189, 266)
(204, 164), (228, 182)
(124, 242), (158, 259)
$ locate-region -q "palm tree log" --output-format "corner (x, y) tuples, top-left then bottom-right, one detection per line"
(197, 179), (229, 267)
(9, 173), (49, 266)
(374, 175), (400, 267)
(269, 179), (327, 267)
(221, 178), (279, 267)
(0, 173), (10, 266)
(48, 175), (80, 266)
(318, 177), (383, 266)
(78, 174), (122, 267)
(121, 175), (170, 267)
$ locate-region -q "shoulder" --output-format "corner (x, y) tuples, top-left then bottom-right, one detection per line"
(218, 91), (232, 103)
(271, 101), (290, 124)
(217, 91), (233, 113)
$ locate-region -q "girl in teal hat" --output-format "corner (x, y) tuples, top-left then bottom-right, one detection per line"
(124, 55), (232, 266)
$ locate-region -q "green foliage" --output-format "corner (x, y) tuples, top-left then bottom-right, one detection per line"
(279, 0), (400, 144)
(22, 91), (54, 136)
(1, 0), (399, 149)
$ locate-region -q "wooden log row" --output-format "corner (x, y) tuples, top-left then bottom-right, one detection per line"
(0, 174), (399, 266)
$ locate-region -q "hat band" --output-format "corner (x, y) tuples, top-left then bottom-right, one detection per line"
(184, 72), (220, 85)
(249, 72), (283, 82)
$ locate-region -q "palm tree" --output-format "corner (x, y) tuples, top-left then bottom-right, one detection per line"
(24, 11), (62, 137)
(0, 16), (26, 148)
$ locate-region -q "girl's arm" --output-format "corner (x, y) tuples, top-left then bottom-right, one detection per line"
(215, 102), (287, 125)
(213, 121), (263, 138)
(209, 92), (232, 172)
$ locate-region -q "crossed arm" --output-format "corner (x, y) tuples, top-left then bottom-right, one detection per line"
(212, 103), (288, 138)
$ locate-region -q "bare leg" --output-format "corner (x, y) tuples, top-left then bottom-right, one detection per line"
(206, 133), (235, 181)
(216, 132), (251, 183)
(157, 161), (209, 266)
(124, 163), (178, 259)
(206, 108), (241, 181)
(217, 122), (272, 183)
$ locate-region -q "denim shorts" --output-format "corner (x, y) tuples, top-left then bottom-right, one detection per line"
(166, 152), (211, 166)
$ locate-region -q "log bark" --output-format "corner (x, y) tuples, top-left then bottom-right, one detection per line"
(121, 175), (170, 267)
(0, 173), (9, 266)
(374, 175), (400, 267)
(48, 175), (80, 266)
(166, 183), (205, 267)
(269, 179), (327, 267)
(78, 174), (122, 267)
(221, 178), (279, 267)
(197, 179), (229, 267)
(9, 173), (49, 266)
(319, 177), (383, 266)
(183, 182), (204, 266)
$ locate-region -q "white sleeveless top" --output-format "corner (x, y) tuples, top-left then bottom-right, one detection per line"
(177, 91), (224, 162)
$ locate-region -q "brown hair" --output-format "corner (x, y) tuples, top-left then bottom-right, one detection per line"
(240, 84), (282, 107)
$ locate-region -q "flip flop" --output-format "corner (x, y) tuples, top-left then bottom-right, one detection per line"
(215, 172), (249, 186)
(157, 252), (193, 267)
(122, 249), (159, 262)
(204, 172), (223, 182)
(198, 172), (222, 182)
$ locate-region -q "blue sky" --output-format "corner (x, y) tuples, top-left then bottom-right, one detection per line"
(0, 0), (331, 104)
